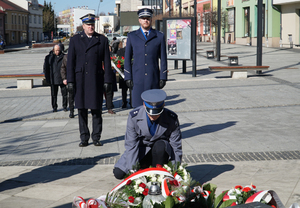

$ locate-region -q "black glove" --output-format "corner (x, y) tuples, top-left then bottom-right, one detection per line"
(67, 82), (74, 90)
(104, 83), (112, 93)
(126, 80), (134, 90)
(159, 80), (166, 89)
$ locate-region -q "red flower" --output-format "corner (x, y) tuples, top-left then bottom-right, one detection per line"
(242, 187), (251, 192)
(122, 56), (124, 59)
(117, 64), (121, 68)
(126, 180), (132, 185)
(156, 164), (162, 168)
(172, 180), (179, 186)
(113, 56), (116, 59)
(251, 185), (256, 189)
(143, 188), (149, 196)
(110, 57), (112, 60)
(128, 196), (135, 203)
(139, 183), (146, 188)
(271, 205), (276, 208)
(235, 185), (243, 190)
(117, 60), (121, 64)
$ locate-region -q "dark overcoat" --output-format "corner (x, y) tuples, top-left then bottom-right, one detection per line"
(67, 31), (114, 109)
(124, 28), (167, 108)
(114, 106), (182, 174)
(43, 51), (65, 85)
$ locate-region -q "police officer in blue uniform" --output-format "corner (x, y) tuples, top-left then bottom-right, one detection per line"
(67, 14), (114, 147)
(113, 89), (182, 179)
(124, 8), (168, 108)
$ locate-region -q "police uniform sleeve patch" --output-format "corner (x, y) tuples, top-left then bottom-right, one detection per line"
(130, 108), (140, 118)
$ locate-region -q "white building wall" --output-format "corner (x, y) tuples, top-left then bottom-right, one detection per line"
(280, 3), (300, 46)
(95, 15), (118, 34)
(73, 8), (95, 33)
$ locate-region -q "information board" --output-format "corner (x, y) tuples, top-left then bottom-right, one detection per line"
(164, 18), (192, 60)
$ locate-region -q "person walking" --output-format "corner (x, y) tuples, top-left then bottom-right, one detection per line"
(43, 44), (67, 112)
(113, 89), (182, 179)
(124, 8), (168, 108)
(67, 13), (114, 147)
(61, 54), (75, 118)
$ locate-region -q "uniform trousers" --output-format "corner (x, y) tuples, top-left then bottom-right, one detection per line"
(50, 84), (67, 110)
(113, 140), (169, 179)
(78, 109), (102, 143)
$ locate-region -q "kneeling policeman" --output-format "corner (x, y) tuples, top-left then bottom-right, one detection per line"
(114, 89), (182, 179)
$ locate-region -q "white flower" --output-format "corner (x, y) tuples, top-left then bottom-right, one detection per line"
(178, 165), (184, 170)
(163, 164), (172, 172)
(151, 176), (157, 182)
(135, 179), (142, 185)
(134, 184), (139, 190)
(148, 173), (155, 178)
(157, 175), (164, 183)
(183, 169), (187, 176)
(135, 187), (144, 194)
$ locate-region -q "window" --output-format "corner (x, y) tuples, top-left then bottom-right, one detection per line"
(19, 15), (20, 24)
(15, 14), (17, 24)
(39, 16), (41, 24)
(244, 7), (250, 37)
(0, 19), (2, 27)
(29, 15), (31, 23)
(22, 16), (24, 24)
(34, 15), (36, 23)
(227, 8), (235, 32)
(12, 14), (14, 24)
(5, 14), (7, 23)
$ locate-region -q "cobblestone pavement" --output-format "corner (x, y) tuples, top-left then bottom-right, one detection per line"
(0, 42), (300, 207)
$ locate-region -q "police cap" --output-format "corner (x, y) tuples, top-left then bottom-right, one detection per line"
(80, 13), (95, 24)
(141, 89), (167, 115)
(137, 8), (153, 18)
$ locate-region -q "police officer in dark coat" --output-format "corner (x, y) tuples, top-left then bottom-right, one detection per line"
(124, 8), (168, 108)
(43, 44), (67, 112)
(67, 14), (114, 147)
(113, 89), (182, 179)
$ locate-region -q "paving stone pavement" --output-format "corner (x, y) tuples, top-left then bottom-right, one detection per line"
(0, 42), (300, 207)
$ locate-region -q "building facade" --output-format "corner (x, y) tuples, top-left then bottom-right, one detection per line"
(8, 0), (43, 42)
(58, 6), (95, 35)
(0, 8), (5, 39)
(95, 15), (118, 34)
(0, 0), (29, 45)
(273, 0), (300, 47)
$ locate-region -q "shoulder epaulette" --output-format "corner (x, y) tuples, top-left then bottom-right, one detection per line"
(167, 109), (178, 120)
(130, 108), (140, 118)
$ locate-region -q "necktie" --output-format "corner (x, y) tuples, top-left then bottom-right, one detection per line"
(145, 32), (148, 38)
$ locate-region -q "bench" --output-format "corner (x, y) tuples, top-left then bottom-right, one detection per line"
(209, 66), (269, 79)
(206, 50), (214, 59)
(228, 56), (238, 66)
(0, 74), (45, 89)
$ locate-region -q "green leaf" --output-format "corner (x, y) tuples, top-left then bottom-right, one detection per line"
(219, 199), (236, 208)
(214, 190), (229, 208)
(165, 196), (175, 208)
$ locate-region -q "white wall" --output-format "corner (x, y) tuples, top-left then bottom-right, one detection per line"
(73, 8), (95, 33)
(274, 0), (300, 5)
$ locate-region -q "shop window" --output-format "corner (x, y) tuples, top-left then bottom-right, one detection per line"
(244, 7), (250, 37)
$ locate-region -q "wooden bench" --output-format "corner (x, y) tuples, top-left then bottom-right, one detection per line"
(0, 74), (45, 89)
(209, 66), (269, 79)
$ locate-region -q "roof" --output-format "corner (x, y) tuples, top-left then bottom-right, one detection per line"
(0, 0), (29, 13)
(28, 2), (44, 8)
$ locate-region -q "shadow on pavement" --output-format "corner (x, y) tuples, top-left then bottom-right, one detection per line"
(188, 164), (235, 184)
(182, 121), (237, 139)
(0, 153), (119, 194)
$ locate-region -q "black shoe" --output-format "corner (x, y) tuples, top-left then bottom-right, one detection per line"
(122, 103), (127, 108)
(69, 112), (74, 118)
(79, 141), (88, 147)
(93, 141), (103, 146)
(63, 108), (68, 112)
(53, 108), (57, 112)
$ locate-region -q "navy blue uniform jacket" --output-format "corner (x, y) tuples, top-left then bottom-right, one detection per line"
(124, 28), (167, 107)
(114, 106), (182, 174)
(67, 31), (114, 109)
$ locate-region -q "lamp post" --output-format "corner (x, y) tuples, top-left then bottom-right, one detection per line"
(256, 0), (263, 72)
(216, 0), (221, 61)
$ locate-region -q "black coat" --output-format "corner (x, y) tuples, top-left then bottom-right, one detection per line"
(67, 31), (114, 109)
(43, 51), (65, 85)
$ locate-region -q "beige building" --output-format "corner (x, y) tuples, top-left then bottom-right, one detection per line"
(8, 0), (43, 42)
(273, 0), (300, 47)
(0, 0), (29, 45)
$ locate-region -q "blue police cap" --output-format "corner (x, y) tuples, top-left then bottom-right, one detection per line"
(141, 89), (167, 115)
(80, 13), (95, 24)
(137, 8), (153, 18)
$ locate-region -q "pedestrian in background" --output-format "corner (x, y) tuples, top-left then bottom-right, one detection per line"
(117, 39), (132, 108)
(67, 13), (114, 147)
(113, 89), (182, 179)
(61, 54), (75, 118)
(43, 44), (67, 112)
(124, 8), (168, 108)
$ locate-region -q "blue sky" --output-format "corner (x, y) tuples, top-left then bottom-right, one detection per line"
(49, 0), (116, 15)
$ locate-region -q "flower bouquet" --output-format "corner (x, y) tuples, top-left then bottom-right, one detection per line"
(72, 162), (290, 208)
(111, 56), (125, 79)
